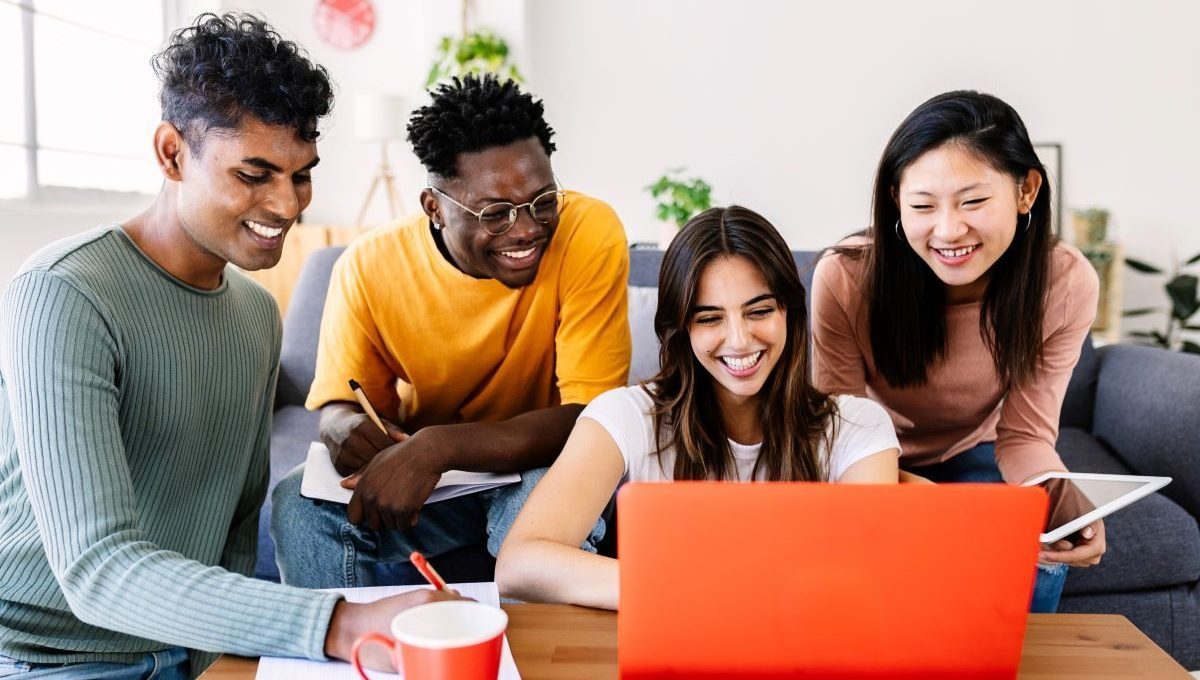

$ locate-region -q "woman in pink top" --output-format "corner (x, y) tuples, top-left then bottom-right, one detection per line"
(810, 90), (1103, 613)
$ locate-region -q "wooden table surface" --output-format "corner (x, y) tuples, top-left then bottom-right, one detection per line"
(201, 605), (1192, 679)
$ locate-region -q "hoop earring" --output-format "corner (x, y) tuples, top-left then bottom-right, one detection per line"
(894, 218), (903, 240)
(1023, 211), (1033, 232)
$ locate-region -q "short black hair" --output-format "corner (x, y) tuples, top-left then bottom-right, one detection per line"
(152, 13), (334, 151)
(407, 75), (556, 179)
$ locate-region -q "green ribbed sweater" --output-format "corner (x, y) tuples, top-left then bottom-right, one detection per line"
(0, 226), (339, 675)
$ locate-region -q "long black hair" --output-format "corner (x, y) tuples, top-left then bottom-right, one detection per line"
(848, 90), (1055, 389)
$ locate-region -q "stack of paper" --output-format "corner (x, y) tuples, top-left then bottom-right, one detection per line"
(300, 442), (521, 505)
(255, 582), (521, 679)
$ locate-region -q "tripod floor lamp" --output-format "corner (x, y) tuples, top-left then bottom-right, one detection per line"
(354, 92), (408, 226)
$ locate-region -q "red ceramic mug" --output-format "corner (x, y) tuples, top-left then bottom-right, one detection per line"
(352, 600), (508, 680)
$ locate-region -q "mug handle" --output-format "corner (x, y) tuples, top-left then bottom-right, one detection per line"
(351, 632), (397, 680)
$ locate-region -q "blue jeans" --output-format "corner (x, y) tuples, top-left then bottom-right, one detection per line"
(0, 649), (187, 679)
(906, 442), (1069, 614)
(271, 465), (605, 588)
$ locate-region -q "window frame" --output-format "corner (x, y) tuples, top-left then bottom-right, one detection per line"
(0, 0), (186, 207)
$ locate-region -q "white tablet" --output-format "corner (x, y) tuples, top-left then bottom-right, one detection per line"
(1022, 471), (1171, 544)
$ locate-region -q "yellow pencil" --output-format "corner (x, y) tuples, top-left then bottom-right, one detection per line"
(347, 379), (387, 434)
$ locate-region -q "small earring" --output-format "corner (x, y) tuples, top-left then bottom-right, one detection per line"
(432, 221), (442, 230)
(894, 218), (903, 240)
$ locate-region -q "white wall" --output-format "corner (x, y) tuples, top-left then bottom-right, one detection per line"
(6, 0), (1198, 332)
(525, 0), (1200, 328)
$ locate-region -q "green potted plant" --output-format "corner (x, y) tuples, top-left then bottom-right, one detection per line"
(1123, 251), (1200, 354)
(645, 169), (713, 247)
(426, 30), (523, 87)
(1071, 208), (1110, 248)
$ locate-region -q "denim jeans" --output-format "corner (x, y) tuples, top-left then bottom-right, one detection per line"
(0, 648), (187, 679)
(906, 442), (1069, 614)
(271, 465), (605, 588)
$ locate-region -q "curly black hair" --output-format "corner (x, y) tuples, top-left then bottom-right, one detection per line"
(407, 74), (556, 178)
(152, 13), (334, 150)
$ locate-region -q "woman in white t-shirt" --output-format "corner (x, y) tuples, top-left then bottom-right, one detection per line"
(495, 206), (900, 610)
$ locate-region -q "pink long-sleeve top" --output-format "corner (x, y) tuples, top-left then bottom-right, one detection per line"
(810, 239), (1099, 484)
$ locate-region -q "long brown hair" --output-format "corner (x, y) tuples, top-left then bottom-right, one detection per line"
(838, 90), (1055, 388)
(648, 206), (836, 482)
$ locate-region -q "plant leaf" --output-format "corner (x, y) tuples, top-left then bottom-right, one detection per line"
(1122, 307), (1161, 317)
(1185, 324), (1200, 331)
(1186, 252), (1200, 266)
(1127, 331), (1159, 338)
(1182, 340), (1200, 355)
(1165, 274), (1200, 320)
(1125, 257), (1163, 274)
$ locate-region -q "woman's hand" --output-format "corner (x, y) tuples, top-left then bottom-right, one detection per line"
(1040, 519), (1105, 567)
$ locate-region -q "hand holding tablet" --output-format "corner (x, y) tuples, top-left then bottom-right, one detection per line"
(1023, 472), (1171, 544)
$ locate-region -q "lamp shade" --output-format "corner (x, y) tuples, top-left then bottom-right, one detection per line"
(353, 92), (409, 141)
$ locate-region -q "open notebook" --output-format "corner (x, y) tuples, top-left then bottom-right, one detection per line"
(300, 442), (521, 505)
(255, 582), (521, 680)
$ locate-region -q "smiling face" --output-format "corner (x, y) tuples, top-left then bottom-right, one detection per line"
(688, 255), (788, 408)
(422, 137), (557, 289)
(896, 143), (1041, 302)
(174, 116), (318, 272)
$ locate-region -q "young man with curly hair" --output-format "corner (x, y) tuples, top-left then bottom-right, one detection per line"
(0, 14), (456, 679)
(270, 75), (631, 588)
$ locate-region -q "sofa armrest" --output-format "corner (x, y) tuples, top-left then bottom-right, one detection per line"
(1093, 344), (1200, 517)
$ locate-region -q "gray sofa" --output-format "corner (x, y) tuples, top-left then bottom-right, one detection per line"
(259, 246), (1200, 668)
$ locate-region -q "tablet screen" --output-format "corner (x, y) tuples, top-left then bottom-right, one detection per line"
(1037, 477), (1148, 536)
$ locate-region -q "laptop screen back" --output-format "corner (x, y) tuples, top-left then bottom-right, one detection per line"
(617, 482), (1046, 680)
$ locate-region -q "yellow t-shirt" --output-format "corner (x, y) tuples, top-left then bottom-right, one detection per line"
(306, 191), (631, 430)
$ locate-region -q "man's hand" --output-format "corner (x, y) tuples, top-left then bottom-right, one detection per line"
(344, 427), (451, 531)
(320, 403), (407, 476)
(324, 588), (467, 668)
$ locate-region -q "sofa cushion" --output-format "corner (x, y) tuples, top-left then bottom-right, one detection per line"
(256, 405), (322, 581)
(1093, 345), (1200, 519)
(1057, 428), (1200, 594)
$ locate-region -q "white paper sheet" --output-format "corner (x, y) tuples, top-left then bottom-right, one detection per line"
(255, 582), (521, 680)
(300, 442), (521, 505)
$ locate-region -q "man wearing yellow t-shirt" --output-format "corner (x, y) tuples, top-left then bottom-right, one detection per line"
(270, 75), (630, 587)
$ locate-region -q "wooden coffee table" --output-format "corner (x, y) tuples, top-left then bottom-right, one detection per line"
(200, 605), (1192, 679)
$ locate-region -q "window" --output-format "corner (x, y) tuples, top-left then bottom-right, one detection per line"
(0, 0), (165, 199)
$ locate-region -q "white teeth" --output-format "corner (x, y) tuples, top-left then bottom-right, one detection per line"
(500, 247), (536, 259)
(936, 245), (977, 258)
(720, 351), (763, 371)
(245, 221), (283, 238)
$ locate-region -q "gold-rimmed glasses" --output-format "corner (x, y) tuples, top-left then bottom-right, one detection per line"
(428, 184), (566, 236)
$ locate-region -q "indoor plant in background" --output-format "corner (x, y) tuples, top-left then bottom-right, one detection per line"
(1123, 251), (1200, 354)
(645, 169), (713, 247)
(426, 29), (523, 86)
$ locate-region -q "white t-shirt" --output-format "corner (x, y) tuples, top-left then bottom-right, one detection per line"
(579, 385), (899, 482)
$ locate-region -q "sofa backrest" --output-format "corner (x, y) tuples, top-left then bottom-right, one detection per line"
(277, 246), (345, 408)
(278, 246), (1092, 428)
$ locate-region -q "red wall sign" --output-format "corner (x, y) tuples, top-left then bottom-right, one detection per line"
(314, 0), (376, 50)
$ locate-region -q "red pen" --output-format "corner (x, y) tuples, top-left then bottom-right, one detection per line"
(410, 551), (447, 591)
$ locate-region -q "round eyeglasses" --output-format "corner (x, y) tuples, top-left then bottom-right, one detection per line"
(428, 185), (566, 236)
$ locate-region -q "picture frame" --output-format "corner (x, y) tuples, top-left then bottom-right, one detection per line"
(1033, 142), (1063, 236)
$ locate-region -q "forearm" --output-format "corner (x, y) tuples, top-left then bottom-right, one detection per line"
(497, 538), (619, 610)
(425, 403), (584, 473)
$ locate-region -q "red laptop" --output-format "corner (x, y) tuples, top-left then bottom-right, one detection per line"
(617, 482), (1047, 679)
